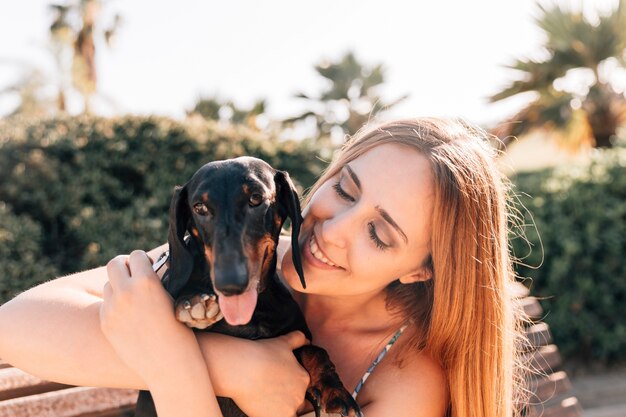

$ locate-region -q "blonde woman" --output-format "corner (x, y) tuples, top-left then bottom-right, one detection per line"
(0, 118), (526, 417)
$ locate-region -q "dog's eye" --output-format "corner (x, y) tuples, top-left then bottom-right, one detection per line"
(193, 203), (210, 216)
(249, 193), (264, 207)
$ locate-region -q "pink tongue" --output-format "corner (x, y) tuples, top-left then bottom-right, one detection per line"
(218, 289), (258, 325)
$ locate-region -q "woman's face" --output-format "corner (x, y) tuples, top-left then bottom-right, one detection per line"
(282, 143), (435, 298)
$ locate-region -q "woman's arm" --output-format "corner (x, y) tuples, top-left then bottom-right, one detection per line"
(0, 264), (146, 388)
(0, 245), (169, 388)
(197, 332), (310, 417)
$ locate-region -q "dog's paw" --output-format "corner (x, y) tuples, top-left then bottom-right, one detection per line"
(175, 293), (223, 329)
(308, 385), (362, 417)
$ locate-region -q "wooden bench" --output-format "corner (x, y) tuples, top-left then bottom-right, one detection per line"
(0, 281), (582, 416)
(0, 360), (137, 417)
(515, 282), (584, 417)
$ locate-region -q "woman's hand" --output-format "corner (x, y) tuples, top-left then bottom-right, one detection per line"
(100, 250), (182, 382)
(198, 331), (312, 417)
(100, 250), (222, 417)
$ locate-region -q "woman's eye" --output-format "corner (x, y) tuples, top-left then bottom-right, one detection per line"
(368, 222), (390, 251)
(332, 182), (354, 202)
(193, 203), (210, 216)
(249, 193), (264, 207)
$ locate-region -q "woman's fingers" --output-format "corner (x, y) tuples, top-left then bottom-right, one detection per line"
(106, 250), (158, 293)
(102, 281), (112, 300)
(105, 255), (130, 291)
(127, 250), (157, 283)
(281, 331), (311, 350)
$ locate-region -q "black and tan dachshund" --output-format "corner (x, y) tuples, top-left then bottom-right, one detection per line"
(135, 157), (361, 417)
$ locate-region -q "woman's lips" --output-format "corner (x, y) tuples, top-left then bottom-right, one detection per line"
(303, 234), (343, 270)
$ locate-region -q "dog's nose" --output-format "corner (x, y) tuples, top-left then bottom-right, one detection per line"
(217, 284), (246, 296)
(214, 263), (249, 295)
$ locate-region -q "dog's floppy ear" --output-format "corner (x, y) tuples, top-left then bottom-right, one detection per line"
(166, 184), (194, 297)
(275, 170), (306, 289)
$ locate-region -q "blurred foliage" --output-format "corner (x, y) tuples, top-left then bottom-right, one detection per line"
(0, 67), (54, 118)
(491, 0), (626, 149)
(284, 51), (408, 144)
(0, 115), (327, 303)
(0, 203), (58, 301)
(188, 96), (268, 131)
(511, 141), (626, 364)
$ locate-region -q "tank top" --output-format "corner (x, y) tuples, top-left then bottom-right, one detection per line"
(299, 324), (408, 417)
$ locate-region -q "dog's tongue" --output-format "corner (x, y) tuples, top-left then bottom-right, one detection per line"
(218, 289), (258, 326)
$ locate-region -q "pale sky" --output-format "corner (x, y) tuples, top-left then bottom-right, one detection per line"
(0, 0), (622, 128)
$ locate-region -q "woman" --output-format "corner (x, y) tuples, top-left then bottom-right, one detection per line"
(0, 118), (527, 417)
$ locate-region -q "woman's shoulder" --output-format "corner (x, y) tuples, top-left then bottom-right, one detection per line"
(358, 345), (449, 416)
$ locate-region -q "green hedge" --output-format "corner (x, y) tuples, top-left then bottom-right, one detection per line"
(0, 203), (59, 301)
(511, 146), (626, 364)
(0, 116), (326, 302)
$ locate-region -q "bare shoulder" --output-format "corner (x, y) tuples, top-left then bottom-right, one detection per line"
(359, 347), (449, 417)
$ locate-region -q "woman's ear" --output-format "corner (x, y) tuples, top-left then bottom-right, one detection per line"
(398, 267), (432, 284)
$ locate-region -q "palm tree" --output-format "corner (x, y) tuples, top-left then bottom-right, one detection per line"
(490, 0), (626, 149)
(49, 0), (121, 114)
(284, 52), (407, 143)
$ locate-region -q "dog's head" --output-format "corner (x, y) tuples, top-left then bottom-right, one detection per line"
(165, 156), (305, 325)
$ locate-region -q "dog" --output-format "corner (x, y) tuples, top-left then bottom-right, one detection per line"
(135, 157), (361, 417)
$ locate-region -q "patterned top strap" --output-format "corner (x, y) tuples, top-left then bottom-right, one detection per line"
(351, 324), (408, 399)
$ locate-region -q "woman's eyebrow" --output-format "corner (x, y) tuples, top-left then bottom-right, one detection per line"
(376, 206), (408, 244)
(345, 165), (361, 190)
(345, 164), (408, 245)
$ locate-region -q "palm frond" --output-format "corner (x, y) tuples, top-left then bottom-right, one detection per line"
(492, 1), (626, 148)
(294, 92), (313, 100)
(490, 58), (570, 102)
(282, 111), (318, 125)
(494, 89), (574, 138)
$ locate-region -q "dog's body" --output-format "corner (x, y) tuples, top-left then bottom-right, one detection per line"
(135, 157), (360, 417)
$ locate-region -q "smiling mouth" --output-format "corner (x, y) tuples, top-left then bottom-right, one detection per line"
(308, 234), (340, 267)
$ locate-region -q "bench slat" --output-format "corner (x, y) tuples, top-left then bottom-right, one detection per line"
(0, 386), (138, 417)
(527, 345), (562, 374)
(527, 396), (583, 417)
(521, 297), (544, 321)
(528, 371), (572, 403)
(526, 322), (553, 349)
(509, 281), (530, 299)
(0, 368), (71, 401)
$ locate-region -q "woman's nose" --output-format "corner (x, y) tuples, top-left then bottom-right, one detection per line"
(319, 209), (353, 249)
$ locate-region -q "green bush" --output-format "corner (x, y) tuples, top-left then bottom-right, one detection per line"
(0, 115), (326, 303)
(511, 147), (626, 364)
(0, 203), (58, 301)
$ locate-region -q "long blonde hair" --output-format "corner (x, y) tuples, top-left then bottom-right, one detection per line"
(303, 118), (528, 417)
